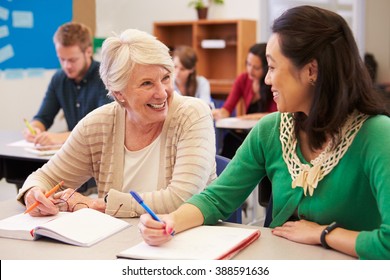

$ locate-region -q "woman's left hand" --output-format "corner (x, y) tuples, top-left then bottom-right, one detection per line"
(53, 188), (94, 212)
(271, 219), (326, 245)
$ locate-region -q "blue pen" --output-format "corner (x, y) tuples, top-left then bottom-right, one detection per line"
(130, 190), (174, 236)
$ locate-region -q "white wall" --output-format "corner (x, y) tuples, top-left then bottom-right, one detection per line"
(0, 0), (389, 131)
(95, 0), (389, 83)
(95, 0), (262, 39)
(0, 70), (66, 132)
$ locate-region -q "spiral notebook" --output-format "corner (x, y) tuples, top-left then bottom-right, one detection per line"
(117, 225), (260, 260)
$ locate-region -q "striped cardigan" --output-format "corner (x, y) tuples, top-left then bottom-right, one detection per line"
(17, 92), (217, 217)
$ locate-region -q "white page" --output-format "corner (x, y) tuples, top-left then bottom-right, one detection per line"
(34, 208), (130, 247)
(7, 139), (35, 148)
(0, 212), (70, 240)
(7, 139), (60, 155)
(24, 147), (59, 156)
(118, 226), (260, 260)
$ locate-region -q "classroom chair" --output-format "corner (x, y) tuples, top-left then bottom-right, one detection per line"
(258, 176), (273, 227)
(215, 154), (242, 224)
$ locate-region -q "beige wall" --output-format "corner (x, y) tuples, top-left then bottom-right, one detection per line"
(73, 0), (96, 36)
(365, 0), (390, 83)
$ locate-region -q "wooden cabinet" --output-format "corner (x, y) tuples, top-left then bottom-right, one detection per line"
(154, 19), (257, 98)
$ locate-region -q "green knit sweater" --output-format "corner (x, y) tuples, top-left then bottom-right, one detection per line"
(187, 112), (390, 259)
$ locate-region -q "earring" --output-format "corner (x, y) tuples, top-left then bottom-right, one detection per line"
(309, 78), (316, 87)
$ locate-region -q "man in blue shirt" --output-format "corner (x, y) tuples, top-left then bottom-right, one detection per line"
(21, 22), (111, 193)
(23, 22), (111, 146)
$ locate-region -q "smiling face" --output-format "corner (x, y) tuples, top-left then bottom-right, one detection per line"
(265, 34), (317, 115)
(114, 64), (173, 126)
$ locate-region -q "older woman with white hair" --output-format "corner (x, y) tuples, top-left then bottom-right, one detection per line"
(17, 29), (217, 218)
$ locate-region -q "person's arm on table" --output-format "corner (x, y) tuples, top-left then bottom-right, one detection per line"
(33, 131), (70, 146)
(239, 112), (268, 120)
(272, 220), (358, 258)
(24, 186), (59, 216)
(23, 120), (45, 142)
(212, 107), (230, 120)
(24, 185), (107, 216)
(23, 119), (69, 146)
(53, 188), (106, 213)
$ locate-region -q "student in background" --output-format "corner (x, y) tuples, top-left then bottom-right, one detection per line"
(172, 45), (214, 108)
(212, 43), (276, 121)
(17, 29), (216, 218)
(139, 6), (390, 259)
(213, 43), (277, 158)
(23, 22), (111, 147)
(364, 52), (390, 108)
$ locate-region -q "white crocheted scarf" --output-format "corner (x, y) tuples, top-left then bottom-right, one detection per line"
(280, 111), (369, 196)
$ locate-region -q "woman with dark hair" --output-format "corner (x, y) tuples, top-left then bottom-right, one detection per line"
(173, 45), (213, 108)
(213, 43), (276, 120)
(138, 6), (390, 259)
(214, 43), (277, 158)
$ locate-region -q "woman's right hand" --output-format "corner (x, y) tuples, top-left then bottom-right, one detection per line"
(138, 213), (175, 246)
(24, 187), (59, 217)
(22, 127), (42, 142)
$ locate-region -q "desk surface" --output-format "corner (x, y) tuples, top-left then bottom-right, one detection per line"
(215, 117), (258, 130)
(0, 131), (51, 162)
(0, 199), (354, 260)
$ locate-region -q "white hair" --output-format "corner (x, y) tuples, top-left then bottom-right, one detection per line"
(99, 29), (174, 99)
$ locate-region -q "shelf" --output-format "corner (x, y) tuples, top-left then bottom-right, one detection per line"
(154, 19), (256, 98)
(209, 79), (235, 96)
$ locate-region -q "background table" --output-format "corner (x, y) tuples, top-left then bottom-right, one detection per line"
(0, 131), (50, 190)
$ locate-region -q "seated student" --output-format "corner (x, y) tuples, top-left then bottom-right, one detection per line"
(17, 29), (217, 218)
(23, 22), (111, 146)
(138, 6), (390, 260)
(212, 43), (277, 158)
(172, 45), (214, 108)
(22, 22), (111, 193)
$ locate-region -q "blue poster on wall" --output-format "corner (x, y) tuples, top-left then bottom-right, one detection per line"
(0, 0), (72, 70)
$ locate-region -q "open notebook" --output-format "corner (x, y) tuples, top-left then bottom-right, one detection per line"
(24, 147), (60, 156)
(7, 139), (61, 156)
(117, 225), (260, 260)
(0, 208), (130, 247)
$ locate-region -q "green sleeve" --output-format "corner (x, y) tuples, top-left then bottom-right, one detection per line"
(187, 113), (280, 224)
(355, 115), (390, 259)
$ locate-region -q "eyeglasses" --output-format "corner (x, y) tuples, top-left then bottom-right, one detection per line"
(54, 189), (124, 215)
(54, 186), (85, 212)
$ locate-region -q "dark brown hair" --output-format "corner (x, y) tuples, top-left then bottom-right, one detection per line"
(173, 45), (198, 97)
(249, 43), (273, 112)
(272, 5), (389, 150)
(53, 22), (92, 52)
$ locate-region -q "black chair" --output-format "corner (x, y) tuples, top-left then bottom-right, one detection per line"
(258, 176), (273, 227)
(215, 154), (242, 224)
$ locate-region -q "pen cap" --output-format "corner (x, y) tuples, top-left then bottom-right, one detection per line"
(130, 191), (143, 204)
